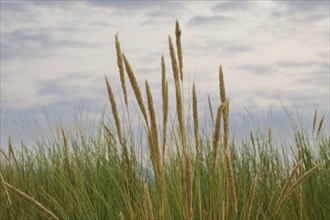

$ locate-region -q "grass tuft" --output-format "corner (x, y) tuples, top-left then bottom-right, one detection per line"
(0, 20), (328, 220)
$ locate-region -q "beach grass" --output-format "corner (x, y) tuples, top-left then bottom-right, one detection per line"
(0, 21), (329, 220)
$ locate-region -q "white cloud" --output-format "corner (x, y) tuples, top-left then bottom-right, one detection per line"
(1, 0), (329, 145)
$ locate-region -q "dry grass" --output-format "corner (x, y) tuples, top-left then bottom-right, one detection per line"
(2, 179), (59, 220)
(161, 55), (169, 160)
(210, 104), (223, 219)
(0, 172), (12, 208)
(122, 53), (149, 126)
(119, 212), (124, 220)
(175, 19), (183, 82)
(212, 104), (223, 172)
(285, 163), (322, 196)
(185, 152), (193, 220)
(243, 177), (258, 220)
(169, 35), (186, 153)
(1, 19), (327, 220)
(105, 75), (131, 183)
(115, 33), (128, 106)
(192, 82), (199, 156)
(274, 162), (322, 215)
(274, 160), (302, 213)
(219, 65), (226, 104)
(144, 184), (154, 220)
(146, 80), (162, 181)
(223, 101), (238, 215)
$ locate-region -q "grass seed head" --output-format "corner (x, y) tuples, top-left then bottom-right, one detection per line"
(192, 82), (199, 155)
(123, 53), (149, 126)
(115, 33), (128, 106)
(144, 184), (154, 220)
(175, 19), (183, 81)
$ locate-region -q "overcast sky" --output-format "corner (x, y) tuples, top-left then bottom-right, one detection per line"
(1, 0), (329, 146)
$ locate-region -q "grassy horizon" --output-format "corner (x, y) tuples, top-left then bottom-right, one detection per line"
(1, 21), (329, 220)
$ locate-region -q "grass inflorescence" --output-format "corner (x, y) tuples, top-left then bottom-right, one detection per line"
(0, 21), (329, 220)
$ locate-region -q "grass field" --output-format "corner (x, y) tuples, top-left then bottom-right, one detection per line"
(1, 21), (329, 220)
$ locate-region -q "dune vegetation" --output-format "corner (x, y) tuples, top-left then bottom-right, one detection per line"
(0, 21), (329, 220)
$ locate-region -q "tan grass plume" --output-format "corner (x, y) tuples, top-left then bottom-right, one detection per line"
(3, 180), (59, 220)
(243, 177), (258, 220)
(146, 80), (162, 181)
(119, 212), (124, 220)
(223, 100), (238, 215)
(212, 104), (223, 171)
(168, 36), (180, 88)
(169, 36), (186, 152)
(175, 20), (183, 82)
(287, 163), (322, 195)
(144, 184), (154, 220)
(219, 65), (226, 104)
(122, 54), (149, 126)
(105, 76), (131, 179)
(115, 33), (128, 106)
(0, 172), (12, 208)
(161, 55), (169, 159)
(185, 152), (193, 220)
(192, 82), (199, 156)
(274, 160), (302, 214)
(275, 162), (322, 215)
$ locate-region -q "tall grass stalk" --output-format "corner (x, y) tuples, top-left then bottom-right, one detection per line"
(0, 20), (328, 220)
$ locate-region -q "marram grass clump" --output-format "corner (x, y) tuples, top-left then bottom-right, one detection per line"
(1, 20), (329, 220)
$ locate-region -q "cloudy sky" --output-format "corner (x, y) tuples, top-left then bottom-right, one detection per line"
(1, 1), (329, 146)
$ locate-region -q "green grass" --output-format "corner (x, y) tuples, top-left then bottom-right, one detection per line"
(1, 21), (329, 220)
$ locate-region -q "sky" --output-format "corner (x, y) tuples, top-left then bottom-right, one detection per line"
(1, 0), (329, 147)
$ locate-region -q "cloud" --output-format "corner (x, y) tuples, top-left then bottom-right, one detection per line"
(185, 39), (254, 57)
(282, 1), (329, 13)
(238, 64), (275, 75)
(277, 61), (329, 71)
(85, 0), (174, 11)
(141, 4), (187, 26)
(2, 28), (99, 61)
(1, 1), (26, 11)
(1, 0), (329, 146)
(212, 1), (254, 12)
(188, 15), (231, 26)
(296, 71), (330, 87)
(271, 1), (329, 23)
(253, 88), (326, 106)
(29, 0), (76, 8)
(220, 44), (253, 55)
(34, 73), (105, 105)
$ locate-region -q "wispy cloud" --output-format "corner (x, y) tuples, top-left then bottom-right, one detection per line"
(238, 64), (275, 75)
(296, 71), (330, 87)
(282, 1), (329, 13)
(277, 61), (329, 70)
(212, 1), (254, 12)
(188, 15), (231, 26)
(1, 0), (329, 145)
(2, 29), (98, 61)
(271, 1), (329, 23)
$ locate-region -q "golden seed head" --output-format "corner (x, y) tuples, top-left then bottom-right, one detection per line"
(122, 53), (149, 126)
(115, 33), (128, 106)
(144, 184), (154, 220)
(219, 65), (226, 104)
(175, 20), (183, 81)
